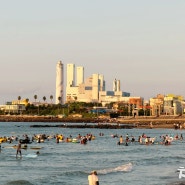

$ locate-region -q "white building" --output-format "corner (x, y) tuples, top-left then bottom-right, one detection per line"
(3, 105), (26, 114)
(66, 63), (78, 102)
(65, 63), (130, 104)
(163, 95), (183, 115)
(76, 66), (84, 86)
(113, 79), (120, 92)
(99, 74), (105, 91)
(67, 63), (75, 87)
(66, 71), (105, 103)
(55, 61), (64, 104)
(99, 78), (130, 105)
(77, 74), (105, 103)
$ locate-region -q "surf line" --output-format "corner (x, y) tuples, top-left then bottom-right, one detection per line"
(95, 163), (133, 174)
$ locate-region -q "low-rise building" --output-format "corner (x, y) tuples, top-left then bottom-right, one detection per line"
(164, 94), (183, 115)
(4, 104), (26, 114)
(150, 94), (164, 116)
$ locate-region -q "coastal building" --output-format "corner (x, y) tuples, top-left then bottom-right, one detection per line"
(55, 61), (64, 104)
(99, 79), (130, 106)
(76, 66), (84, 86)
(150, 94), (164, 116)
(149, 94), (184, 116)
(66, 63), (75, 87)
(66, 63), (78, 102)
(12, 99), (29, 106)
(4, 104), (26, 114)
(112, 97), (144, 116)
(129, 97), (144, 116)
(0, 102), (26, 114)
(77, 74), (105, 103)
(66, 71), (105, 103)
(65, 63), (131, 104)
(163, 94), (183, 115)
(65, 63), (104, 102)
(113, 79), (120, 92)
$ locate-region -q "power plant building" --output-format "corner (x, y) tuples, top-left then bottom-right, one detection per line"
(76, 66), (84, 86)
(66, 71), (105, 103)
(77, 74), (105, 103)
(99, 79), (130, 106)
(65, 63), (131, 104)
(55, 61), (64, 104)
(66, 63), (79, 102)
(67, 64), (75, 87)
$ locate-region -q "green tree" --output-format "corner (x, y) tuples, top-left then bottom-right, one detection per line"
(57, 97), (61, 114)
(26, 98), (29, 103)
(43, 96), (46, 103)
(58, 96), (61, 104)
(34, 95), (39, 115)
(34, 95), (37, 102)
(18, 96), (21, 104)
(50, 95), (53, 104)
(25, 98), (29, 107)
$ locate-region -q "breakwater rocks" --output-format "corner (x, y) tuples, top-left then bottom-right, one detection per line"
(30, 123), (136, 129)
(117, 115), (185, 129)
(0, 115), (95, 123)
(1, 115), (185, 129)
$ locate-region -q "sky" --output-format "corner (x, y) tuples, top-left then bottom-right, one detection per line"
(0, 0), (185, 104)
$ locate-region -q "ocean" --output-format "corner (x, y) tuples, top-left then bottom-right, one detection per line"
(1, 122), (185, 185)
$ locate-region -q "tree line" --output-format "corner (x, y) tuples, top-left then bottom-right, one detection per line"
(0, 95), (151, 118)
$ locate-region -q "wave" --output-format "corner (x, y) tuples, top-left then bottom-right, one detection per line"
(8, 153), (38, 158)
(61, 163), (133, 176)
(4, 180), (34, 185)
(97, 162), (133, 174)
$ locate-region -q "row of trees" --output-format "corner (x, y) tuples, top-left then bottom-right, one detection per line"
(16, 101), (101, 117)
(17, 95), (55, 104)
(14, 95), (151, 117)
(17, 95), (65, 105)
(17, 93), (65, 103)
(33, 95), (56, 103)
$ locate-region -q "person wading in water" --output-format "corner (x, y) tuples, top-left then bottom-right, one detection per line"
(16, 140), (22, 158)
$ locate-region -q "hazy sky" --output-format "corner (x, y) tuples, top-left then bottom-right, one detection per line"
(1, 0), (185, 104)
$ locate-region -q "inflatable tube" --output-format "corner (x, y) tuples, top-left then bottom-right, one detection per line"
(72, 138), (80, 143)
(37, 139), (44, 143)
(30, 147), (43, 150)
(58, 135), (63, 140)
(68, 138), (72, 142)
(0, 138), (7, 143)
(12, 145), (28, 149)
(92, 136), (96, 140)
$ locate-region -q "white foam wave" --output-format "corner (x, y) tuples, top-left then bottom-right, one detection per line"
(97, 162), (132, 174)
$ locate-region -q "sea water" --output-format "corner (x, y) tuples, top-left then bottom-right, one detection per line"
(0, 122), (185, 185)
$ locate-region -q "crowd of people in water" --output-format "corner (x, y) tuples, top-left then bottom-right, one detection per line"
(0, 130), (184, 148)
(0, 132), (97, 151)
(0, 130), (184, 160)
(116, 132), (183, 146)
(0, 132), (98, 157)
(1, 130), (184, 185)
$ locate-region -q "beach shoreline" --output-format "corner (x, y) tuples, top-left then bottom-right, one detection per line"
(0, 115), (185, 129)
